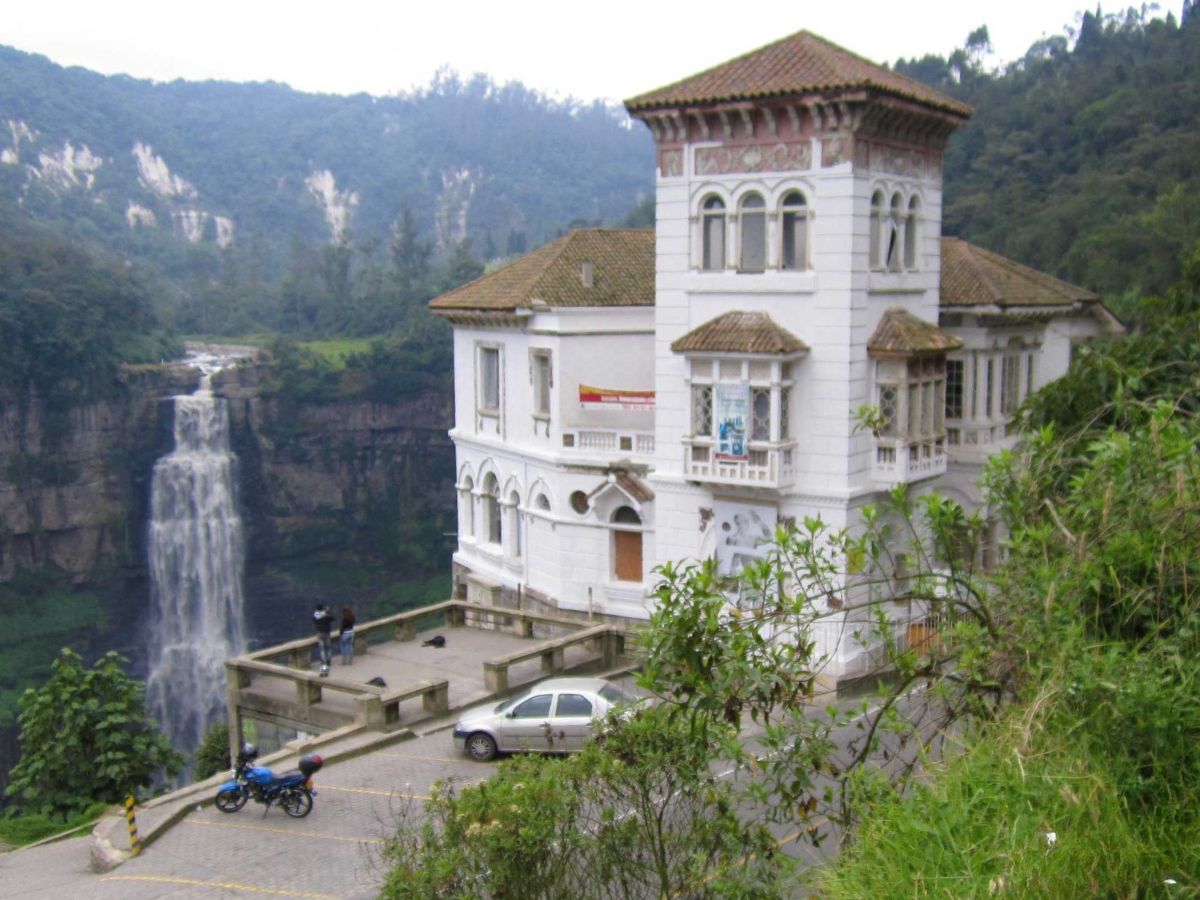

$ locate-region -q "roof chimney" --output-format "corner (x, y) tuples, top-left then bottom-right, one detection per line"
(580, 261), (594, 287)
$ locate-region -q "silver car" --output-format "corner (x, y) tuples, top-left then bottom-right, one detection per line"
(452, 676), (642, 761)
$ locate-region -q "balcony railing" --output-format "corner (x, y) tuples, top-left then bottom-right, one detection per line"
(561, 429), (655, 458)
(682, 439), (795, 487)
(872, 437), (947, 484)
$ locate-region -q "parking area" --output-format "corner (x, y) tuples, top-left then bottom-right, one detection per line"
(3, 726), (491, 899)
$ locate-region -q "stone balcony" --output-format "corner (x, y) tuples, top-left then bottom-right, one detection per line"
(681, 439), (796, 487)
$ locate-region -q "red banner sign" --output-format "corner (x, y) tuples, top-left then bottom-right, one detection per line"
(578, 385), (655, 410)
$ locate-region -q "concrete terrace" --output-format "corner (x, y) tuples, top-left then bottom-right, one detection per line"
(225, 600), (638, 756)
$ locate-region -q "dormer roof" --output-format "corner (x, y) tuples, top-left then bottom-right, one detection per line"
(940, 237), (1098, 309)
(624, 30), (971, 119)
(868, 308), (963, 358)
(671, 311), (809, 355)
(429, 229), (654, 314)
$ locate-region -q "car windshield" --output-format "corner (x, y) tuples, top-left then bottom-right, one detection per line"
(494, 691), (530, 713)
(599, 683), (635, 705)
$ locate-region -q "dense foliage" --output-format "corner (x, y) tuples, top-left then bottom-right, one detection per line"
(822, 251), (1200, 894)
(0, 47), (653, 332)
(898, 9), (1200, 314)
(0, 229), (179, 405)
(4, 649), (181, 816)
(381, 707), (786, 899)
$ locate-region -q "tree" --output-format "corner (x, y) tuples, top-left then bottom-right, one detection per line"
(5, 650), (182, 816)
(381, 707), (786, 899)
(439, 238), (485, 293)
(194, 721), (231, 781)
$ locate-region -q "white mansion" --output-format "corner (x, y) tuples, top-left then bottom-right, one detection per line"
(430, 31), (1120, 680)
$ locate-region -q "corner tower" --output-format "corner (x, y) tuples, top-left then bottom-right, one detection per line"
(625, 33), (970, 671)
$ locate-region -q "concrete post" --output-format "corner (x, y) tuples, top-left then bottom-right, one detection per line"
(223, 661), (246, 772)
(424, 681), (450, 716)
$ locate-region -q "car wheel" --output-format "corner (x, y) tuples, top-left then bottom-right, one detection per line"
(279, 787), (313, 818)
(215, 788), (247, 813)
(465, 732), (497, 762)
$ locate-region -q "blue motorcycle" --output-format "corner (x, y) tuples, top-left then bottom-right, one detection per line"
(215, 743), (323, 818)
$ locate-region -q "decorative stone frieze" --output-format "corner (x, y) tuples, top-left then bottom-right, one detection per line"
(694, 141), (812, 175)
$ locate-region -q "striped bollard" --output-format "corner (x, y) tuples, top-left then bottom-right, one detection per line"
(124, 795), (141, 857)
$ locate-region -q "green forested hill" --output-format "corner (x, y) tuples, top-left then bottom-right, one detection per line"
(2, 8), (1198, 336)
(0, 47), (654, 335)
(897, 6), (1200, 313)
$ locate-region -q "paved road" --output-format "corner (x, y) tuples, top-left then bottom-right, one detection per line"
(1, 727), (490, 899)
(0, 686), (938, 898)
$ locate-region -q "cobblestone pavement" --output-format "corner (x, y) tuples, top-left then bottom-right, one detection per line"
(0, 727), (488, 899)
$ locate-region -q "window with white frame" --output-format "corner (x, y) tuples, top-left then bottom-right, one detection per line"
(479, 345), (501, 414)
(904, 196), (920, 270)
(739, 193), (767, 272)
(875, 356), (947, 447)
(999, 352), (1021, 415)
(701, 196), (726, 271)
(531, 350), (551, 418)
(871, 188), (921, 273)
(945, 358), (964, 420)
(870, 190), (885, 269)
(481, 473), (501, 545)
(688, 360), (794, 446)
(780, 191), (810, 271)
(887, 193), (904, 272)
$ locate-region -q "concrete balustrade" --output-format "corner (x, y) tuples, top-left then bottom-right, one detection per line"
(225, 600), (640, 762)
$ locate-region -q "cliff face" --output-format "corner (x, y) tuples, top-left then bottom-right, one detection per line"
(217, 366), (455, 568)
(0, 363), (455, 584)
(0, 366), (198, 581)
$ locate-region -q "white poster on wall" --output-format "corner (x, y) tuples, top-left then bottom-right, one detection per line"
(714, 383), (749, 461)
(714, 500), (776, 576)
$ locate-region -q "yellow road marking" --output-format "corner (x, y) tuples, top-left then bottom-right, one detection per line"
(100, 874), (339, 899)
(186, 817), (384, 844)
(318, 781), (482, 800)
(374, 751), (462, 763)
(320, 784), (432, 800)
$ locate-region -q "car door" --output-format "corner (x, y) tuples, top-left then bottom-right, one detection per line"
(552, 692), (596, 752)
(499, 692), (555, 752)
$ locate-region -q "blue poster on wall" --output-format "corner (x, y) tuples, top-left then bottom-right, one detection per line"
(715, 384), (749, 461)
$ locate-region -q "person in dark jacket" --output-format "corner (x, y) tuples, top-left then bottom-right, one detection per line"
(313, 604), (334, 676)
(338, 605), (356, 665)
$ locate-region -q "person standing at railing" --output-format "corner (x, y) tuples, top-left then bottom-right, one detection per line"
(339, 605), (356, 666)
(313, 604), (334, 677)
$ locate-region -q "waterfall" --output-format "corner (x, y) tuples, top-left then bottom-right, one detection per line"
(145, 352), (247, 758)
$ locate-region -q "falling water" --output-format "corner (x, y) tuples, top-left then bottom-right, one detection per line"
(145, 352), (247, 758)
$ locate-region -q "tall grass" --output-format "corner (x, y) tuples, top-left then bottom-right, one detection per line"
(821, 656), (1200, 897)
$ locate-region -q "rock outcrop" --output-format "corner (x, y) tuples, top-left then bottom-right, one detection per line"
(0, 362), (454, 584)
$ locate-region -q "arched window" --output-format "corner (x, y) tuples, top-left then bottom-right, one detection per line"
(887, 193), (904, 272)
(739, 193), (766, 272)
(869, 191), (885, 269)
(904, 196), (920, 270)
(482, 474), (501, 545)
(779, 191), (809, 271)
(460, 476), (474, 540)
(534, 493), (550, 511)
(701, 196), (726, 271)
(508, 491), (522, 558)
(611, 506), (643, 583)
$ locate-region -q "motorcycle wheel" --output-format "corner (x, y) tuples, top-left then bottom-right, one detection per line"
(279, 787), (313, 818)
(215, 788), (247, 813)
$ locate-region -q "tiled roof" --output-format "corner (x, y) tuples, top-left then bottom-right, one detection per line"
(940, 237), (1098, 309)
(671, 311), (809, 355)
(429, 229), (654, 312)
(588, 471), (656, 505)
(625, 31), (970, 119)
(868, 308), (963, 357)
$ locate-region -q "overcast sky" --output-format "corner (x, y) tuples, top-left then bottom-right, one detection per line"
(1, 1), (1174, 103)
